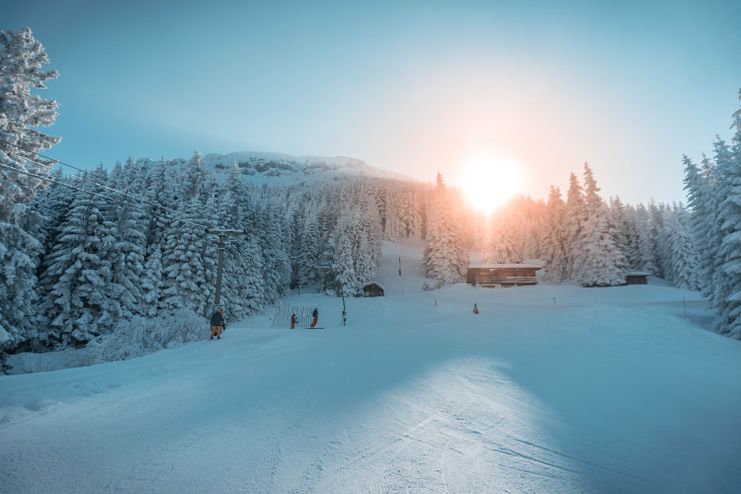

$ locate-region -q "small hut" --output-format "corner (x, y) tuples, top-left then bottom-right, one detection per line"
(362, 282), (385, 297)
(466, 263), (542, 287)
(625, 271), (649, 285)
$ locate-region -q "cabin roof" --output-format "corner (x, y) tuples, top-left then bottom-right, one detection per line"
(468, 263), (542, 270)
(625, 271), (651, 277)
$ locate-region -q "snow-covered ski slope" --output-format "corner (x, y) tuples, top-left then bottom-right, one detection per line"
(2, 242), (741, 493)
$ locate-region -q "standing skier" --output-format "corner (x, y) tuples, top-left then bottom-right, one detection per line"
(210, 306), (225, 340)
(290, 313), (298, 329)
(473, 303), (480, 315)
(310, 307), (319, 328)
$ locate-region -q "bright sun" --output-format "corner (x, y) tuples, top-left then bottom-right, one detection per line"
(459, 151), (526, 213)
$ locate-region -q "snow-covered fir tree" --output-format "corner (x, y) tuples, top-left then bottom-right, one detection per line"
(683, 156), (715, 297)
(42, 168), (120, 345)
(573, 164), (626, 287)
(542, 186), (568, 281)
(139, 159), (171, 316)
(661, 205), (699, 290)
(710, 94), (741, 337)
(109, 162), (147, 320)
(607, 197), (634, 272)
(161, 196), (212, 316)
(563, 172), (587, 279)
(424, 173), (467, 286)
(0, 28), (59, 353)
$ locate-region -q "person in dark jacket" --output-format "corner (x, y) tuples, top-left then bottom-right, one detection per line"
(210, 306), (225, 340)
(310, 307), (319, 328)
(290, 313), (298, 329)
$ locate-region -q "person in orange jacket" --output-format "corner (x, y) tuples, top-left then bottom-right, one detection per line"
(210, 306), (225, 340)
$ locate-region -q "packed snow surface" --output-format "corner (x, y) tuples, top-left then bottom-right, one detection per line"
(2, 242), (741, 493)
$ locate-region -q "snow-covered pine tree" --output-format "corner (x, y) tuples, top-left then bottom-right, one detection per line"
(357, 191), (382, 281)
(183, 150), (208, 202)
(424, 173), (467, 286)
(662, 205), (699, 290)
(43, 168), (118, 345)
(160, 150), (220, 316)
(0, 28), (59, 352)
(140, 244), (163, 317)
(32, 168), (71, 254)
(607, 197), (633, 273)
(299, 207), (323, 289)
(330, 213), (358, 296)
(254, 202), (290, 306)
(542, 186), (568, 281)
(577, 206), (627, 287)
(0, 28), (59, 203)
(705, 139), (735, 317)
(199, 176), (219, 312)
(563, 172), (586, 280)
(486, 216), (519, 263)
(161, 198), (211, 315)
(635, 204), (660, 276)
(140, 159), (171, 316)
(214, 163), (249, 318)
(404, 188), (424, 239)
(682, 155), (715, 295)
(653, 203), (673, 278)
(229, 175), (267, 316)
(287, 201), (305, 289)
(33, 169), (74, 311)
(107, 161), (146, 321)
(574, 163), (626, 287)
(713, 92), (741, 338)
(618, 203), (642, 270)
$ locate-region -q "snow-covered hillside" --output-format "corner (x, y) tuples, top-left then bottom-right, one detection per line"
(202, 151), (417, 185)
(1, 242), (740, 493)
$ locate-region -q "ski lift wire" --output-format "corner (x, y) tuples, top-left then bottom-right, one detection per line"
(2, 138), (151, 203)
(1, 141), (212, 231)
(0, 160), (127, 205)
(0, 161), (226, 259)
(1, 138), (96, 175)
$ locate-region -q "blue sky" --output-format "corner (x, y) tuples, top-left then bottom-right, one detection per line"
(4, 0), (740, 203)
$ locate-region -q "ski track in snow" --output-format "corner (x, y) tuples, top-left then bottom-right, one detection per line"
(2, 242), (741, 493)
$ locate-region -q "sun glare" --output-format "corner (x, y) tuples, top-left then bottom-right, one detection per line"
(459, 151), (526, 213)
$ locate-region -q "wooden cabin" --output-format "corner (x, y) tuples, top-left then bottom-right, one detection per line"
(625, 271), (649, 285)
(362, 282), (385, 297)
(467, 263), (542, 287)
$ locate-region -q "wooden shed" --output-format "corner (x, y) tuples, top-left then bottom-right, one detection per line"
(466, 263), (542, 287)
(625, 271), (649, 285)
(362, 282), (385, 297)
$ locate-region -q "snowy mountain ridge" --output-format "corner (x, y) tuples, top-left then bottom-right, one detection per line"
(201, 150), (419, 185)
